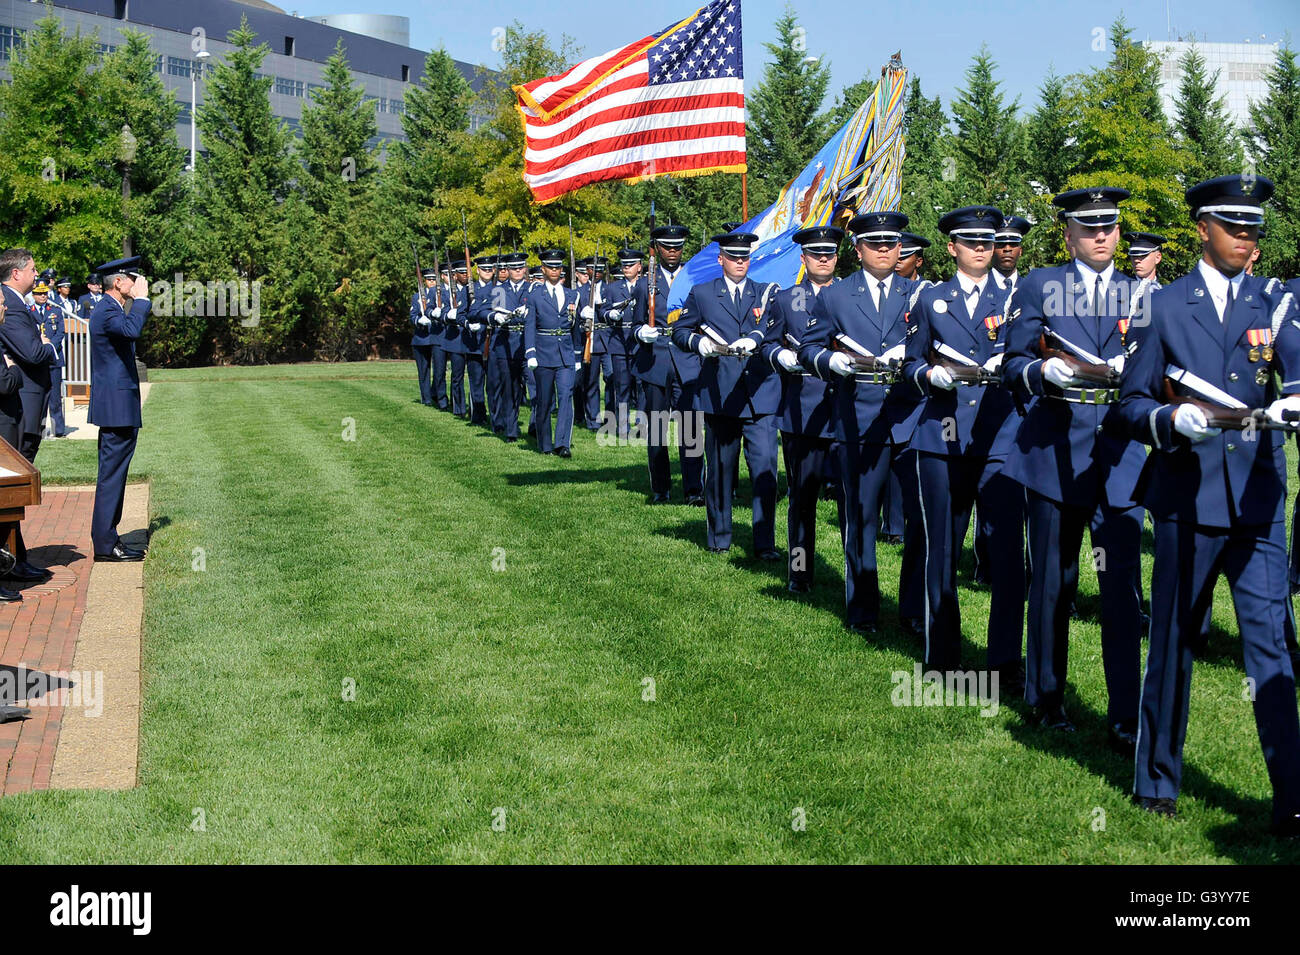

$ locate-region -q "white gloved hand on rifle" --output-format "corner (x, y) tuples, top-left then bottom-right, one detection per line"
(527, 357), (538, 369)
(982, 353), (1003, 374)
(1042, 356), (1081, 388)
(468, 322), (482, 332)
(698, 337), (718, 358)
(1266, 394), (1300, 425)
(446, 308), (458, 322)
(879, 343), (906, 364)
(1106, 354), (1126, 375)
(417, 317), (431, 326)
(1173, 403), (1221, 442)
(430, 307), (442, 319)
(776, 348), (801, 372)
(827, 353), (854, 377)
(574, 361), (582, 372)
(928, 365), (956, 391)
(729, 337), (756, 355)
(636, 325), (658, 343)
(580, 306), (595, 320)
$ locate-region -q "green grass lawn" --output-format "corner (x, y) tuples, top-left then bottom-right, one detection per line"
(2, 359), (1297, 863)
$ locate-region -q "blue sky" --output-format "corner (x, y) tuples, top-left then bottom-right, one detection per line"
(291, 0), (1298, 112)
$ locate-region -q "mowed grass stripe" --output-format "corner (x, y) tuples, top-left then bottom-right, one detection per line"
(0, 361), (1296, 863)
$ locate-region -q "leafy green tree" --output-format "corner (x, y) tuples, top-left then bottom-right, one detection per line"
(950, 46), (1025, 210)
(744, 6), (831, 212)
(1173, 46), (1244, 186)
(1025, 70), (1078, 195)
(899, 75), (956, 279)
(826, 71), (877, 131)
(0, 10), (121, 274)
(1248, 44), (1300, 280)
(1063, 17), (1193, 274)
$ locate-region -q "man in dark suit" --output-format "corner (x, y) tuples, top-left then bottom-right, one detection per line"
(671, 232), (781, 558)
(1002, 188), (1148, 746)
(899, 207), (1026, 676)
(0, 248), (57, 583)
(525, 249), (581, 456)
(1119, 175), (1300, 831)
(87, 256), (151, 563)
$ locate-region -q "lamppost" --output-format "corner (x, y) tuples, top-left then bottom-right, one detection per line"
(189, 49), (211, 172)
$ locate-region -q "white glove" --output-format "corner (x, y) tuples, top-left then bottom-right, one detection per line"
(513, 305), (528, 318)
(1266, 394), (1300, 425)
(527, 357), (538, 369)
(608, 308), (624, 321)
(1042, 356), (1080, 388)
(1173, 404), (1221, 442)
(493, 312), (508, 326)
(698, 337), (718, 358)
(417, 317), (431, 326)
(776, 348), (801, 372)
(468, 322), (482, 332)
(447, 308), (458, 321)
(879, 343), (906, 363)
(574, 361), (582, 371)
(636, 325), (658, 343)
(928, 365), (956, 390)
(580, 306), (595, 320)
(982, 353), (1003, 373)
(1106, 354), (1126, 375)
(827, 353), (854, 377)
(431, 307), (443, 319)
(729, 337), (757, 355)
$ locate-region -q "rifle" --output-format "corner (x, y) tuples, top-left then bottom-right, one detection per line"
(647, 201), (657, 329)
(927, 341), (1000, 386)
(1040, 327), (1119, 386)
(833, 334), (900, 382)
(699, 323), (750, 358)
(1162, 374), (1300, 432)
(482, 233), (503, 360)
(584, 238), (599, 364)
(412, 244), (428, 317)
(460, 211), (475, 309)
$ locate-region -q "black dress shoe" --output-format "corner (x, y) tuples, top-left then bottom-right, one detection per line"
(880, 534), (903, 545)
(848, 622), (878, 636)
(556, 447), (571, 458)
(0, 586), (21, 602)
(93, 544), (146, 563)
(1134, 795), (1177, 818)
(650, 493), (671, 505)
(707, 545), (730, 554)
(504, 436), (518, 443)
(0, 704), (30, 722)
(755, 549), (781, 562)
(1109, 721), (1138, 757)
(899, 617), (924, 638)
(4, 562), (48, 582)
(787, 580), (811, 594)
(1035, 703), (1075, 732)
(685, 494), (705, 507)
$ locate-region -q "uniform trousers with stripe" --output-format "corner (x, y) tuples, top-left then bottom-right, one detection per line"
(703, 413), (777, 552)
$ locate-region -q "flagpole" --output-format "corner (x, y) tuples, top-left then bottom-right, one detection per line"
(741, 172), (748, 223)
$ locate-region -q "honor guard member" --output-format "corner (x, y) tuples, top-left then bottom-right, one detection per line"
(39, 283), (69, 438)
(671, 232), (782, 558)
(572, 256), (595, 428)
(1124, 232), (1165, 287)
(632, 237), (706, 505)
(599, 242), (645, 440)
(460, 259), (490, 425)
(900, 207), (1026, 675)
(525, 249), (581, 457)
(78, 273), (105, 316)
(474, 254), (501, 423)
(410, 268), (442, 407)
(761, 226), (844, 593)
(581, 255), (614, 432)
(88, 256), (152, 563)
(0, 250), (57, 584)
(486, 251), (531, 442)
(796, 215), (921, 629)
(1119, 174), (1300, 831)
(895, 232), (929, 281)
(1002, 187), (1147, 742)
(435, 264), (468, 416)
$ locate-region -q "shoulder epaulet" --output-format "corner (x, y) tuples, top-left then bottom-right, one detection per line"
(1272, 290), (1295, 337)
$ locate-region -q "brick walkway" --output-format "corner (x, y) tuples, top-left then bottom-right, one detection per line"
(0, 488), (94, 794)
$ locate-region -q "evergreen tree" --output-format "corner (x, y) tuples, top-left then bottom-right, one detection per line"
(0, 11), (121, 273)
(1173, 46), (1244, 185)
(1025, 70), (1078, 195)
(899, 75), (955, 279)
(743, 6), (831, 211)
(1248, 44), (1300, 280)
(950, 46), (1024, 209)
(825, 71), (876, 134)
(193, 15), (305, 363)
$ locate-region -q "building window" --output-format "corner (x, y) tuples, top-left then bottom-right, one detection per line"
(284, 37), (294, 57)
(389, 98), (404, 115)
(152, 53), (162, 73)
(114, 0), (128, 20)
(401, 64), (410, 82)
(0, 25), (24, 60)
(167, 56), (192, 78)
(274, 77), (304, 97)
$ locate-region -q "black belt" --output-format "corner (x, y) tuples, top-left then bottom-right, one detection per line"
(537, 328), (573, 337)
(1054, 387), (1119, 405)
(850, 372), (895, 385)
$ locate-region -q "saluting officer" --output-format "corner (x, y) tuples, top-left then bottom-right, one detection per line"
(1002, 187), (1147, 744)
(760, 226), (844, 590)
(485, 251), (531, 442)
(794, 215), (920, 630)
(632, 234), (706, 506)
(671, 232), (781, 558)
(900, 207), (1025, 676)
(1118, 174), (1300, 832)
(410, 267), (442, 407)
(525, 249), (581, 457)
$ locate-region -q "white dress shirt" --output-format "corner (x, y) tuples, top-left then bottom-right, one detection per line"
(1197, 259), (1246, 323)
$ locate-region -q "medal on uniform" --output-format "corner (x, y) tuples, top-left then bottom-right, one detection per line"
(1264, 346), (1274, 362)
(1117, 318), (1130, 347)
(1249, 347), (1261, 362)
(984, 315), (1001, 341)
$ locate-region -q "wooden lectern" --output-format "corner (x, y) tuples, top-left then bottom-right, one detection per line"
(0, 435), (39, 555)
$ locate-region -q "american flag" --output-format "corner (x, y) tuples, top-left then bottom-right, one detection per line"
(515, 0), (746, 205)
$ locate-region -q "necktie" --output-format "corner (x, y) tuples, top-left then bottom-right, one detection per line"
(1092, 276), (1103, 317)
(733, 285), (742, 311)
(877, 281), (886, 310)
(1223, 283), (1235, 324)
